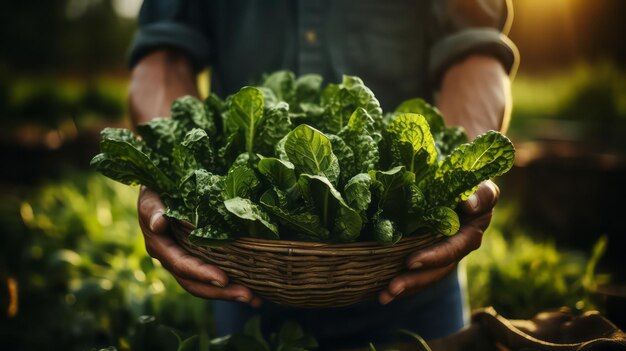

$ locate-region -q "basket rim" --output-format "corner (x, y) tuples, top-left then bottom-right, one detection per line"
(172, 218), (440, 251)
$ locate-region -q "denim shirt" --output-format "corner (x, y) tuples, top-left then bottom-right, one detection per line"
(129, 0), (518, 111)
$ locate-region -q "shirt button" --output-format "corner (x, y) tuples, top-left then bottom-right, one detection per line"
(305, 30), (317, 44)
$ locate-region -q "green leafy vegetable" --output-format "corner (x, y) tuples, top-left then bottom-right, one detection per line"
(224, 86), (265, 154)
(284, 124), (340, 184)
(317, 75), (383, 134)
(338, 108), (380, 175)
(257, 157), (300, 201)
(260, 189), (329, 241)
(172, 95), (217, 137)
(425, 131), (515, 207)
(256, 101), (292, 156)
(188, 225), (232, 247)
(92, 71), (515, 245)
(393, 98), (468, 159)
(371, 218), (403, 246)
(298, 174), (362, 242)
(222, 165), (260, 200)
(385, 113), (437, 176)
(224, 197), (279, 239)
(92, 128), (175, 194)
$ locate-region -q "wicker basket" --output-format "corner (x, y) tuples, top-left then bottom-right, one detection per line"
(171, 220), (442, 308)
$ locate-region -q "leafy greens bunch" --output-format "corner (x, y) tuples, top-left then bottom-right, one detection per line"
(91, 71), (515, 246)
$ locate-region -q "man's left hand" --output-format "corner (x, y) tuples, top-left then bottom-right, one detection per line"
(379, 180), (500, 305)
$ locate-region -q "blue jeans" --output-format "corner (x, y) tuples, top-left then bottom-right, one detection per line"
(214, 266), (467, 349)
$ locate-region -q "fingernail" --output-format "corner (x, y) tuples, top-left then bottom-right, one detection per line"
(236, 296), (250, 303)
(149, 211), (163, 231)
(211, 280), (224, 288)
(391, 287), (405, 297)
(409, 261), (423, 270)
(382, 296), (394, 305)
(467, 194), (479, 210)
(485, 180), (499, 198)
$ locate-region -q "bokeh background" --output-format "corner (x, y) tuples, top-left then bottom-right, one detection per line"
(1, 0), (625, 349)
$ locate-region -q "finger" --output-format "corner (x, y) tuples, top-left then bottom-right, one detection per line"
(175, 276), (261, 307)
(141, 227), (229, 287)
(138, 186), (168, 234)
(406, 211), (492, 270)
(459, 180), (500, 215)
(379, 263), (456, 305)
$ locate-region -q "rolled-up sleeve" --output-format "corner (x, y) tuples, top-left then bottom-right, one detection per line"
(129, 0), (211, 72)
(428, 0), (519, 83)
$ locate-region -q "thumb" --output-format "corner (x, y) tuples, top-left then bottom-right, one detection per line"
(406, 212), (491, 270)
(459, 180), (500, 216)
(138, 186), (168, 235)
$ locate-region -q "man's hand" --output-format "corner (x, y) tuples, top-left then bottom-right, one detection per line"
(130, 49), (261, 306)
(378, 54), (511, 304)
(137, 184), (263, 307)
(379, 180), (500, 305)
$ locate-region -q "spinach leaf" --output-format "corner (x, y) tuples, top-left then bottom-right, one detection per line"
(260, 189), (329, 241)
(136, 118), (182, 172)
(326, 133), (355, 184)
(93, 70), (516, 246)
(425, 131), (515, 207)
(371, 218), (403, 246)
(368, 166), (415, 233)
(393, 98), (468, 159)
(338, 107), (380, 174)
(222, 165), (260, 200)
(385, 113), (438, 181)
(395, 98), (445, 133)
(344, 173), (372, 220)
(318, 75), (383, 134)
(223, 86), (265, 154)
(369, 166), (415, 212)
(178, 169), (226, 228)
(171, 95), (217, 137)
(90, 154), (152, 188)
(170, 128), (216, 177)
(405, 183), (426, 215)
(423, 206), (460, 236)
(188, 224), (232, 247)
(295, 74), (322, 103)
(257, 157), (299, 200)
(298, 174), (362, 242)
(284, 124), (340, 184)
(94, 128), (176, 194)
(224, 197), (279, 239)
(261, 70), (296, 105)
(256, 101), (292, 157)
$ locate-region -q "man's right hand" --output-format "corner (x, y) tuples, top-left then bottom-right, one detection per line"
(138, 187), (263, 307)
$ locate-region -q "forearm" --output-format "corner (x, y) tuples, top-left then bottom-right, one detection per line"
(129, 49), (199, 126)
(435, 55), (512, 140)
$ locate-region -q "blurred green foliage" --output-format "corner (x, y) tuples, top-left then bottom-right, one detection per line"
(0, 0), (135, 130)
(465, 202), (608, 319)
(510, 62), (626, 146)
(0, 73), (127, 128)
(0, 171), (607, 349)
(0, 0), (136, 72)
(0, 174), (213, 350)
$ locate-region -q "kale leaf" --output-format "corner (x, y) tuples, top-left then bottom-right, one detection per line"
(91, 72), (515, 246)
